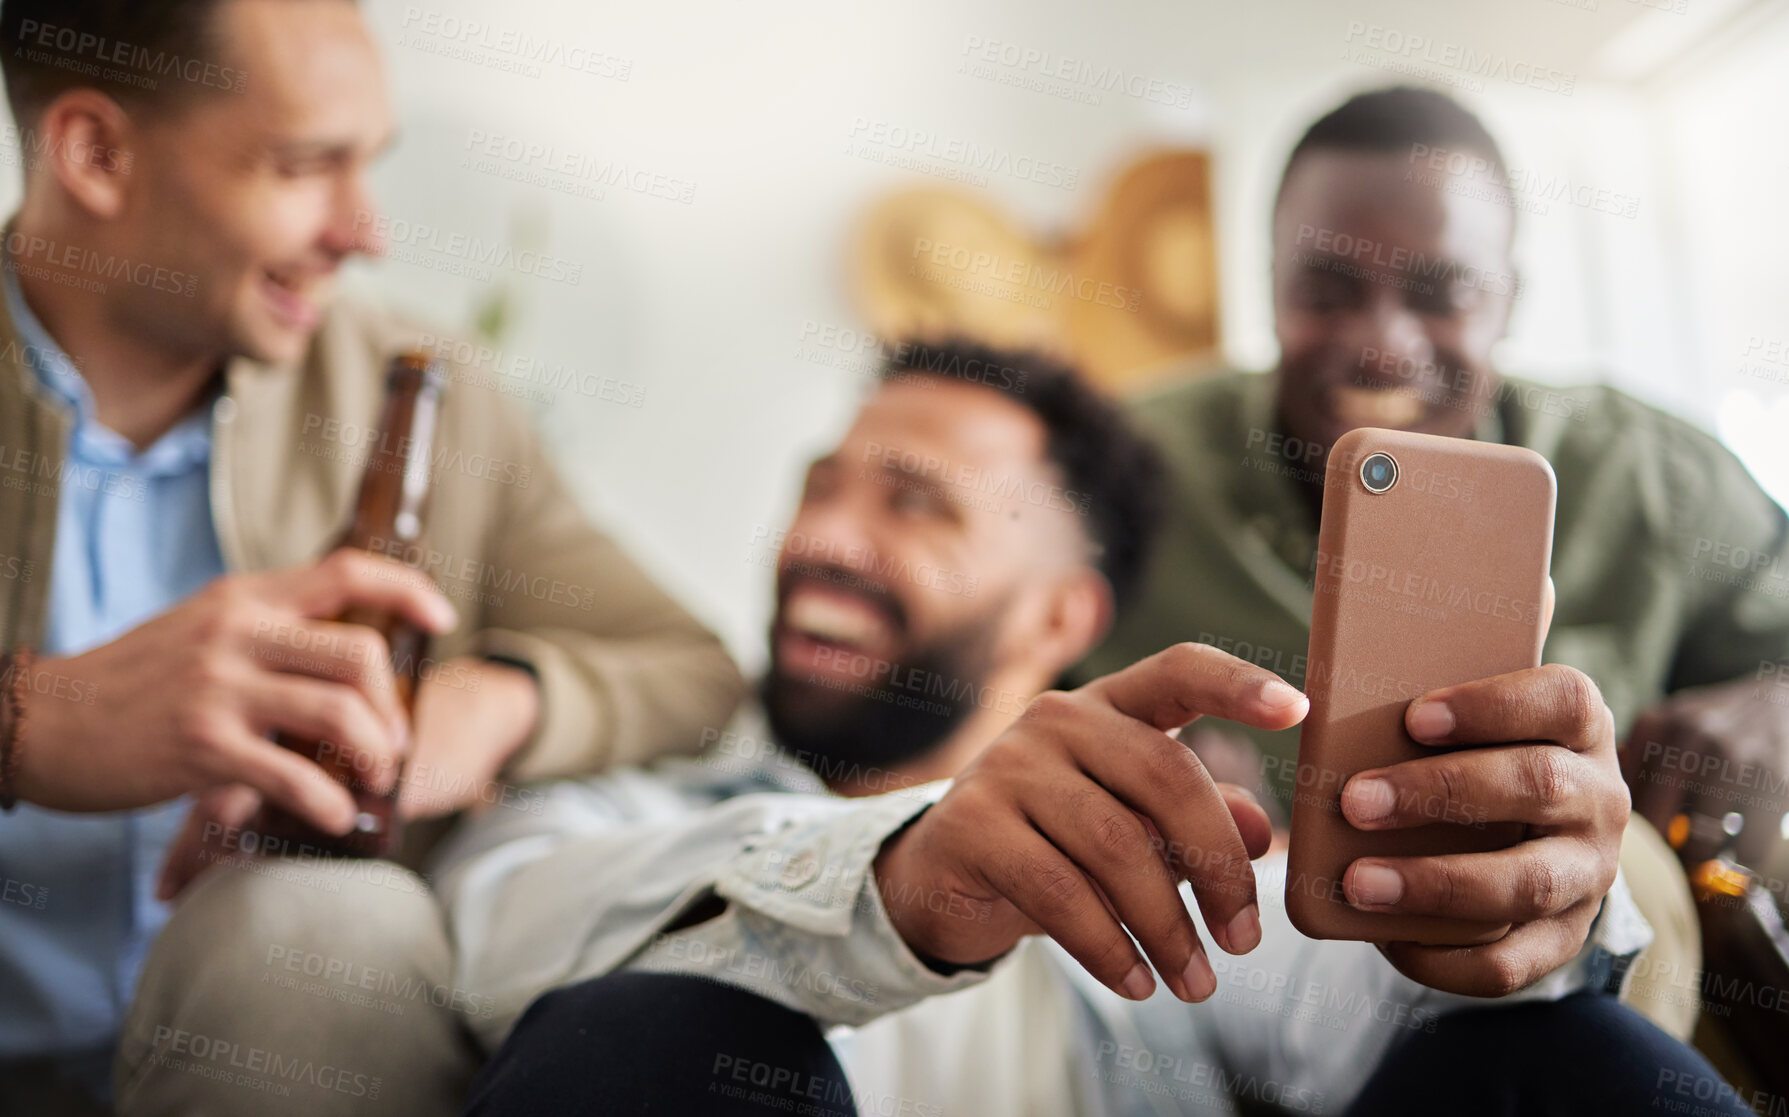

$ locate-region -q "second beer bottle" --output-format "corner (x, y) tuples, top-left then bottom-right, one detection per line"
(250, 351), (448, 858)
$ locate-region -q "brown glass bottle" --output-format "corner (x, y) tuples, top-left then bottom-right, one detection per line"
(251, 352), (448, 858)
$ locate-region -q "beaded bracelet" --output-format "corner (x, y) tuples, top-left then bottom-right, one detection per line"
(0, 647), (33, 811)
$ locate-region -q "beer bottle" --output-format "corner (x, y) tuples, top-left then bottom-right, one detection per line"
(251, 352), (448, 858)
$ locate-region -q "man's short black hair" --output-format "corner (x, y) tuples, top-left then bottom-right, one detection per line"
(878, 339), (1167, 612)
(1276, 86), (1511, 209)
(0, 0), (316, 123)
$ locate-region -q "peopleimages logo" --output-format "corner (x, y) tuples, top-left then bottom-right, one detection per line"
(350, 213), (584, 287)
(148, 1027), (382, 1100)
(1, 875), (48, 910)
(0, 124), (133, 175)
(0, 442), (148, 504)
(910, 238), (1141, 311)
(397, 7), (632, 81)
(13, 19), (247, 93)
(461, 129), (697, 205)
(359, 537), (598, 613)
(298, 414), (536, 489)
(860, 440), (1092, 516)
(1341, 21), (1576, 96)
(1691, 537), (1789, 582)
(1313, 549), (1543, 626)
(1293, 224), (1520, 298)
(957, 36), (1196, 109)
(845, 118), (1081, 190)
(1096, 1041), (1327, 1113)
(263, 944), (495, 1019)
(1405, 143), (1640, 220)
(751, 525), (981, 600)
(808, 646), (1031, 720)
(414, 334), (647, 408)
(1, 231), (198, 297)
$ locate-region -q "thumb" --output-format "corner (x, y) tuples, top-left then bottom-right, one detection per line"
(157, 785), (262, 902)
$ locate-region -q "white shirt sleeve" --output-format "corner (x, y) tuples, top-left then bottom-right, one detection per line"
(439, 778), (991, 1050)
(630, 785), (994, 1027)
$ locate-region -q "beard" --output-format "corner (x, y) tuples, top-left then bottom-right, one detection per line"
(760, 606), (1006, 781)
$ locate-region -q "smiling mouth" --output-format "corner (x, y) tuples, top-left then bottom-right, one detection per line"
(1329, 385), (1427, 428)
(774, 581), (906, 676)
(261, 268), (325, 329)
(782, 585), (896, 649)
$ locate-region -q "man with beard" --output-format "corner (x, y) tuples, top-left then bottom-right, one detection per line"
(430, 339), (1747, 1116)
(1080, 86), (1789, 1039)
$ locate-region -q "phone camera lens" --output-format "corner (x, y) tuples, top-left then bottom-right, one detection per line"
(1360, 452), (1399, 494)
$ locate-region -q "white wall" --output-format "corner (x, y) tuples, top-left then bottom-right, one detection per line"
(1646, 1), (1789, 512)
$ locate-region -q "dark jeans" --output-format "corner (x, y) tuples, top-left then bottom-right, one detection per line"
(1347, 991), (1756, 1117)
(468, 975), (1751, 1117)
(0, 1047), (113, 1117)
(464, 972), (859, 1116)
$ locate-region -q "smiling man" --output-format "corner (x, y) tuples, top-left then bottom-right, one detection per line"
(425, 340), (1749, 1117)
(1083, 87), (1789, 1036)
(0, 1), (743, 1113)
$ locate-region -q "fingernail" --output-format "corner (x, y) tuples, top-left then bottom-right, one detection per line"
(1343, 777), (1396, 824)
(1260, 679), (1304, 709)
(325, 781), (360, 832)
(1120, 963), (1155, 1002)
(1407, 700), (1454, 741)
(1224, 904), (1261, 954)
(1180, 952), (1216, 1001)
(1349, 863), (1404, 908)
(430, 597), (459, 631)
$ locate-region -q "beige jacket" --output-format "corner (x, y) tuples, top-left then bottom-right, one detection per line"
(0, 293), (745, 790)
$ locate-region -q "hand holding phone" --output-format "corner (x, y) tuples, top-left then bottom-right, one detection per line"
(1286, 428), (1629, 996)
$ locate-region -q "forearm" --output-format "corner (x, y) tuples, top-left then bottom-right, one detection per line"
(629, 784), (992, 1028)
(477, 623), (744, 781)
(441, 781), (985, 1050)
(5, 649), (143, 811)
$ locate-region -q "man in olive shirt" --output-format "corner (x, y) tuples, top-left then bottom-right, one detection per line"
(1085, 87), (1789, 1037)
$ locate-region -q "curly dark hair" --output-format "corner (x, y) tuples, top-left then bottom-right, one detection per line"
(878, 338), (1166, 611)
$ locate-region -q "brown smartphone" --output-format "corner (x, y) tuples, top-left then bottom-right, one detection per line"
(1286, 426), (1556, 943)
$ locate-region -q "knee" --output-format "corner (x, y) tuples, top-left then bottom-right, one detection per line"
(1618, 815), (1702, 1040)
(163, 858), (443, 973)
(129, 858), (449, 1036)
(119, 861), (474, 1117)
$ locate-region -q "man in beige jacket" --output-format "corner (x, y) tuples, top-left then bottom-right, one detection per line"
(0, 0), (743, 1113)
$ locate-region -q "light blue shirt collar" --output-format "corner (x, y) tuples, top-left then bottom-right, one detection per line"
(1, 261), (214, 474)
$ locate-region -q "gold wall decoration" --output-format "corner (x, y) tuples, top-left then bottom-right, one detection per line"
(849, 150), (1221, 396)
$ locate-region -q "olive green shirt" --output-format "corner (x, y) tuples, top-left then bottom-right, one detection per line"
(1082, 370), (1789, 807)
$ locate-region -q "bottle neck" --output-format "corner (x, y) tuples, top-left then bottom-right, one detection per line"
(341, 361), (446, 558)
(390, 375), (442, 543)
